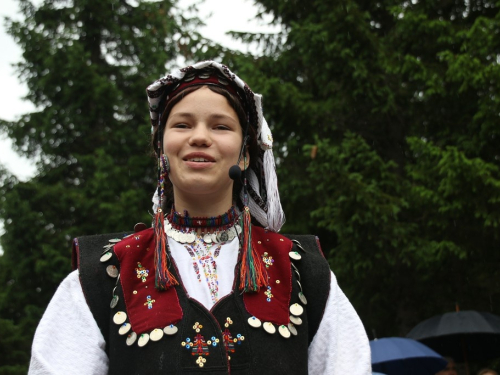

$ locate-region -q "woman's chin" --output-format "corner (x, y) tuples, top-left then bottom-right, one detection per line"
(174, 181), (233, 199)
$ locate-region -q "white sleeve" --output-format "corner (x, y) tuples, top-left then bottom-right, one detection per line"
(29, 270), (109, 375)
(308, 271), (371, 375)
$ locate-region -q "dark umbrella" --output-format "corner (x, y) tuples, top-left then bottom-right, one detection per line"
(406, 310), (500, 362)
(370, 337), (447, 375)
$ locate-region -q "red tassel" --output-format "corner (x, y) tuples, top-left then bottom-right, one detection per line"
(154, 208), (178, 290)
(239, 207), (268, 292)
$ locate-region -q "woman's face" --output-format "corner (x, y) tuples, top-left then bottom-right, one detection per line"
(163, 86), (245, 203)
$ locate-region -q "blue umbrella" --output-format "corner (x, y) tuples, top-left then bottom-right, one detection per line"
(371, 337), (447, 375)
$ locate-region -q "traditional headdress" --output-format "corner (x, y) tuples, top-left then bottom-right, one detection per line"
(146, 61), (285, 291)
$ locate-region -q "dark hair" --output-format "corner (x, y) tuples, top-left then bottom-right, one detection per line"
(151, 84), (260, 211)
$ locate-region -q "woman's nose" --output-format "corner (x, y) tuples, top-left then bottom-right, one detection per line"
(188, 124), (212, 147)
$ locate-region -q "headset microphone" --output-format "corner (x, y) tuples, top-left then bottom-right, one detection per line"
(229, 136), (249, 181)
(229, 165), (242, 181)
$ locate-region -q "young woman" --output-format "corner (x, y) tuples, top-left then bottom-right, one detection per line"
(29, 61), (370, 374)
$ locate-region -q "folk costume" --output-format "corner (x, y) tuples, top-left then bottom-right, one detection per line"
(29, 61), (371, 374)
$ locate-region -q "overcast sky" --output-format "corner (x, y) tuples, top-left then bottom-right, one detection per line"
(0, 0), (278, 180)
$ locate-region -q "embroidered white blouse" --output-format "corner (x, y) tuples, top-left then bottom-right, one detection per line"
(28, 237), (371, 374)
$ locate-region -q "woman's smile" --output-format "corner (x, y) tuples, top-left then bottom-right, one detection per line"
(182, 152), (216, 169)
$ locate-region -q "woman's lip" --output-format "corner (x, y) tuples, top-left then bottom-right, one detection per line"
(184, 160), (215, 169)
(183, 153), (216, 162)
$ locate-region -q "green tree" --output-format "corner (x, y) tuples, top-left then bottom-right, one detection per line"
(230, 0), (500, 345)
(0, 0), (207, 372)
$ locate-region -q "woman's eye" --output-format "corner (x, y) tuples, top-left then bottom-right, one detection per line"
(214, 125), (230, 130)
(173, 123), (189, 129)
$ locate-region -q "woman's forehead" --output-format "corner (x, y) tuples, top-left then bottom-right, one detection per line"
(168, 87), (240, 120)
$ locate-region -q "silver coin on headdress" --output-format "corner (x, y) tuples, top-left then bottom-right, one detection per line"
(218, 77), (229, 85)
(184, 72), (196, 82)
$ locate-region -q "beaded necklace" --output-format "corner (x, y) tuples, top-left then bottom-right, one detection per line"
(167, 206), (238, 230)
(166, 206), (241, 244)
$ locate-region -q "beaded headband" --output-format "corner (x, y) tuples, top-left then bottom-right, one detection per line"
(163, 69), (242, 110)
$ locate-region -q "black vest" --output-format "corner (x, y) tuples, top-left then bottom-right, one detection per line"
(74, 228), (331, 375)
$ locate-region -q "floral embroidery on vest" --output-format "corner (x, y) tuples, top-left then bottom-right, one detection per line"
(181, 322), (219, 368)
(135, 262), (149, 282)
(262, 252), (274, 268)
(222, 317), (244, 360)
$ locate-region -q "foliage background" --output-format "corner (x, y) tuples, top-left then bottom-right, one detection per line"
(1, 0), (499, 373)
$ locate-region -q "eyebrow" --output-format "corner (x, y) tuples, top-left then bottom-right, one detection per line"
(168, 112), (238, 122)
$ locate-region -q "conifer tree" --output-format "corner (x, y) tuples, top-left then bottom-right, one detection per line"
(231, 0), (500, 343)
